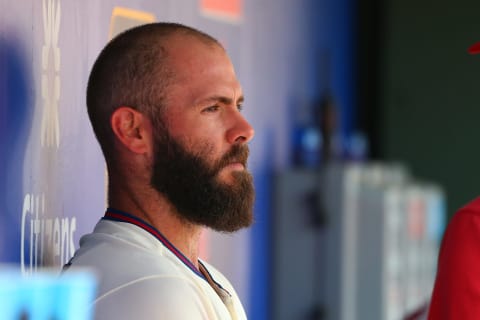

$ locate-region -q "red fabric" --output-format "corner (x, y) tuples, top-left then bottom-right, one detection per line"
(468, 42), (480, 55)
(428, 197), (480, 319)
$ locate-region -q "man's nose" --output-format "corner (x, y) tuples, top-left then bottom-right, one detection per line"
(226, 112), (255, 145)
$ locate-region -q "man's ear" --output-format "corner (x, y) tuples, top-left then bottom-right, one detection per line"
(110, 106), (151, 154)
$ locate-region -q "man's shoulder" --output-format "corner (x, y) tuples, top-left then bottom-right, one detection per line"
(66, 219), (188, 296)
(442, 196), (480, 243)
(69, 219), (170, 266)
(456, 196), (480, 217)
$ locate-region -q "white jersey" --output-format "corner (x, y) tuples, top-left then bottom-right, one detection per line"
(66, 209), (247, 320)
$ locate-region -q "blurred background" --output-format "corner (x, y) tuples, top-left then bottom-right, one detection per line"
(1, 0), (480, 319)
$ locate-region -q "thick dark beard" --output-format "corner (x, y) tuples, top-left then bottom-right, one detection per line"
(150, 125), (254, 232)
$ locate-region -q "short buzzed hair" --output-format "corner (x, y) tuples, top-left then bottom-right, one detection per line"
(86, 22), (220, 164)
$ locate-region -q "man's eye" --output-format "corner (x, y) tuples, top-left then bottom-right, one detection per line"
(237, 104), (244, 111)
(203, 105), (220, 113)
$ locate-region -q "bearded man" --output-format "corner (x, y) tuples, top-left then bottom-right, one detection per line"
(65, 22), (255, 320)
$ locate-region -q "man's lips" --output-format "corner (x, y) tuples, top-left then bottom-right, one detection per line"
(224, 162), (245, 171)
(216, 145), (249, 172)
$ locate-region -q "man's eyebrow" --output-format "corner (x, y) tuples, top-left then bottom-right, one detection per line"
(198, 95), (244, 105)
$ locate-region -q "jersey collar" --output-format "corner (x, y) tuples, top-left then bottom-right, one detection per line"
(102, 208), (206, 280)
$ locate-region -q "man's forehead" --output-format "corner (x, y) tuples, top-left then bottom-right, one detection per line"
(166, 39), (235, 79)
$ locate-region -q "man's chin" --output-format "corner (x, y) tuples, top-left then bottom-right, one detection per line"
(206, 211), (254, 233)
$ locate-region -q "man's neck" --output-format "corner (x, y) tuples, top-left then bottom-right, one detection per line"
(108, 179), (203, 269)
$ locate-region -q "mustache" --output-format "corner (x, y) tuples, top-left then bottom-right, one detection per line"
(213, 144), (250, 172)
